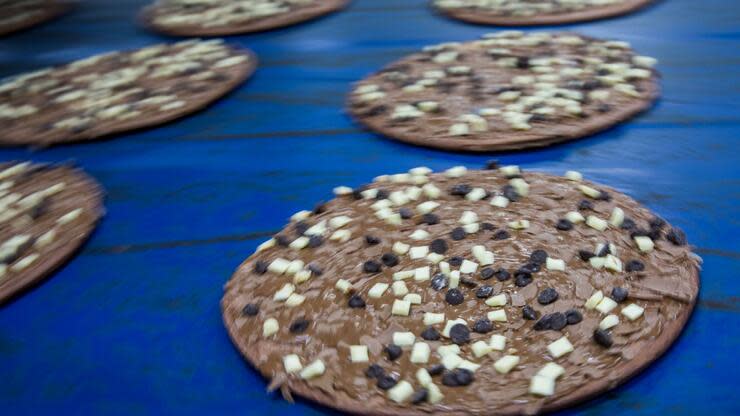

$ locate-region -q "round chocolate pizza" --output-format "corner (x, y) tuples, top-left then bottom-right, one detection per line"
(0, 162), (104, 304)
(347, 31), (659, 152)
(0, 0), (71, 37)
(0, 39), (256, 147)
(222, 163), (699, 415)
(140, 0), (348, 37)
(432, 0), (654, 26)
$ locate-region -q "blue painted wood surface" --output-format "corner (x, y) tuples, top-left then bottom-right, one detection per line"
(0, 0), (738, 414)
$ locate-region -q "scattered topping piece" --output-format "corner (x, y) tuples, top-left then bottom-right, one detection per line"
(494, 355), (520, 374)
(392, 332), (415, 347)
(283, 354), (303, 373)
(634, 236), (655, 252)
(410, 342), (431, 363)
(392, 299), (412, 316)
(585, 290), (604, 309)
(529, 375), (555, 396)
(537, 288), (559, 305)
(299, 359), (325, 380)
(350, 345), (370, 363)
(547, 336), (574, 358)
(263, 318), (279, 337)
(369, 283), (390, 299)
(599, 314), (620, 330)
(595, 297), (618, 314)
(487, 309), (507, 322)
(621, 303), (645, 321)
(593, 329), (613, 348)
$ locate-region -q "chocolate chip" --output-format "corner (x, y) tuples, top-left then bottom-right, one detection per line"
(254, 260), (268, 274)
(363, 260), (382, 273)
(625, 259), (645, 272)
(421, 326), (441, 341)
(421, 213), (440, 225)
(289, 318), (310, 333)
(484, 159), (499, 170)
(384, 344), (402, 361)
(430, 239), (448, 254)
(381, 253), (399, 267)
(446, 288), (464, 305)
(480, 267), (494, 280)
(481, 222), (495, 231)
(308, 235), (323, 248)
(451, 227), (467, 241)
(494, 268), (511, 281)
(308, 263), (323, 275)
(411, 388), (428, 404)
(242, 303), (259, 316)
(492, 229), (510, 240)
(649, 216), (666, 229)
(460, 277), (477, 288)
(428, 364), (445, 376)
(375, 189), (389, 200)
(522, 305), (538, 320)
(275, 235), (290, 247)
(448, 256), (463, 267)
(529, 249), (548, 265)
(593, 329), (613, 348)
(516, 56), (530, 69)
(514, 271), (532, 287)
(578, 199), (594, 211)
(449, 323), (470, 345)
(538, 288), (559, 305)
(611, 287), (629, 303)
(377, 375), (398, 390)
(365, 364), (385, 379)
(596, 190), (611, 201)
(399, 207), (414, 219)
(454, 368), (474, 386)
(621, 217), (636, 230)
(556, 219), (573, 231)
(472, 318), (493, 334)
(441, 371), (459, 387)
(348, 295), (366, 308)
(502, 185), (520, 202)
(666, 228), (687, 246)
(533, 314), (552, 331)
(352, 187), (365, 200)
(449, 184), (472, 196)
(578, 250), (595, 261)
(431, 274), (448, 291)
(365, 235), (381, 245)
(476, 285), (493, 298)
(550, 312), (567, 330)
(565, 309), (582, 325)
(295, 221), (310, 236)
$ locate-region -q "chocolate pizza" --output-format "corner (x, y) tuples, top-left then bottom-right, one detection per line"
(140, 0), (348, 36)
(348, 31), (659, 152)
(0, 162), (104, 304)
(432, 0), (653, 26)
(0, 39), (256, 147)
(222, 164), (699, 414)
(0, 0), (71, 37)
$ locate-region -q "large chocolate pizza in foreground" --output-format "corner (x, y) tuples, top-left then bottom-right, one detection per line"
(140, 0), (348, 37)
(222, 164), (699, 415)
(348, 32), (659, 152)
(0, 40), (256, 147)
(0, 162), (104, 304)
(432, 0), (653, 26)
(0, 0), (71, 37)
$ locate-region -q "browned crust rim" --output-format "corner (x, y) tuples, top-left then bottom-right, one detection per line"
(432, 0), (654, 26)
(138, 0), (348, 37)
(0, 164), (105, 305)
(220, 177), (700, 415)
(0, 48), (258, 147)
(346, 80), (659, 154)
(0, 1), (73, 37)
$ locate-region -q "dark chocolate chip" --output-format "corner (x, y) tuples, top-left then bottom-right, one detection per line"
(451, 227), (467, 241)
(625, 259), (645, 272)
(308, 235), (323, 248)
(294, 221), (309, 236)
(556, 219), (573, 231)
(518, 263), (540, 274)
(449, 323), (470, 345)
(473, 318), (493, 334)
(428, 364), (445, 376)
(484, 159), (499, 170)
(381, 253), (399, 267)
(621, 217), (636, 230)
(549, 312), (567, 330)
(365, 235), (381, 245)
(431, 273), (449, 291)
(365, 364), (385, 379)
(454, 368), (474, 386)
(597, 191), (611, 201)
(666, 228), (687, 246)
(430, 239), (448, 254)
(254, 260), (268, 274)
(308, 263), (323, 275)
(578, 250), (595, 261)
(421, 326), (441, 341)
(384, 344), (402, 361)
(352, 187), (365, 200)
(411, 388), (428, 405)
(565, 309), (583, 325)
(276, 235), (290, 247)
(460, 277), (477, 288)
(649, 216), (666, 229)
(502, 185), (520, 202)
(476, 285), (494, 298)
(514, 272), (533, 287)
(377, 375), (398, 390)
(375, 189), (389, 200)
(313, 202), (327, 214)
(363, 260), (382, 273)
(421, 213), (440, 225)
(242, 303), (259, 316)
(449, 184), (472, 196)
(611, 287), (629, 303)
(529, 249), (548, 265)
(348, 295), (366, 308)
(289, 318), (310, 333)
(481, 222), (495, 231)
(446, 288), (464, 305)
(578, 199), (594, 211)
(441, 371), (459, 387)
(492, 229), (510, 240)
(538, 288), (559, 305)
(448, 256), (464, 267)
(593, 329), (613, 348)
(533, 314), (552, 331)
(480, 267), (494, 280)
(522, 305), (538, 320)
(399, 207), (414, 219)
(516, 56), (530, 69)
(494, 268), (511, 281)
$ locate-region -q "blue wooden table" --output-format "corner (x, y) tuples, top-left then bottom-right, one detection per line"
(0, 0), (738, 414)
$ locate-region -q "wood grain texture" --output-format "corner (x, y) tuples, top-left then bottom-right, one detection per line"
(0, 0), (737, 415)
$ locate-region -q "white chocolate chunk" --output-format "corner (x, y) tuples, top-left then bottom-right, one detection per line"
(609, 207), (625, 227)
(333, 186), (352, 196)
(289, 236), (309, 250)
(459, 210), (478, 225)
(291, 210), (311, 222)
(417, 368), (433, 388)
(508, 219), (530, 229)
(622, 303), (645, 321)
(409, 246), (429, 259)
(590, 256), (606, 269)
(393, 332), (415, 346)
(463, 223), (479, 234)
(393, 241), (410, 255)
(604, 254), (623, 272)
(422, 183), (441, 199)
(388, 380), (414, 403)
(585, 290), (604, 309)
(300, 359), (325, 380)
(578, 185), (601, 198)
(490, 195), (510, 208)
(273, 283), (295, 301)
(487, 309), (507, 322)
(529, 375), (555, 396)
(410, 229), (430, 240)
(410, 342), (431, 363)
(392, 281), (409, 297)
(445, 166), (467, 178)
(489, 334), (506, 351)
(509, 178), (529, 197)
(393, 270), (414, 280)
(263, 318), (279, 337)
(442, 353), (463, 369)
(283, 354), (302, 373)
(350, 345), (369, 363)
(545, 257), (565, 271)
(329, 215), (352, 228)
(547, 336), (574, 358)
(335, 279), (352, 294)
(465, 187), (487, 201)
(599, 314), (620, 330)
(472, 340), (493, 358)
(565, 211), (585, 223)
(416, 201), (439, 214)
(449, 271), (460, 289)
(421, 312), (445, 328)
(34, 229), (56, 248)
(414, 266), (430, 281)
(634, 236), (655, 252)
(485, 294), (507, 307)
(368, 282), (389, 298)
(285, 293), (305, 307)
(392, 299), (412, 316)
(256, 238), (275, 253)
(537, 363), (565, 380)
(460, 259), (478, 274)
(293, 270), (311, 284)
(57, 208), (82, 225)
(458, 360), (481, 372)
(427, 253), (444, 264)
(286, 260), (304, 276)
(586, 215), (608, 231)
(10, 253), (38, 272)
(428, 383), (444, 404)
(494, 355), (520, 374)
(564, 170), (582, 181)
(437, 344), (461, 357)
(596, 297), (618, 314)
(499, 165), (520, 177)
(404, 293), (422, 305)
